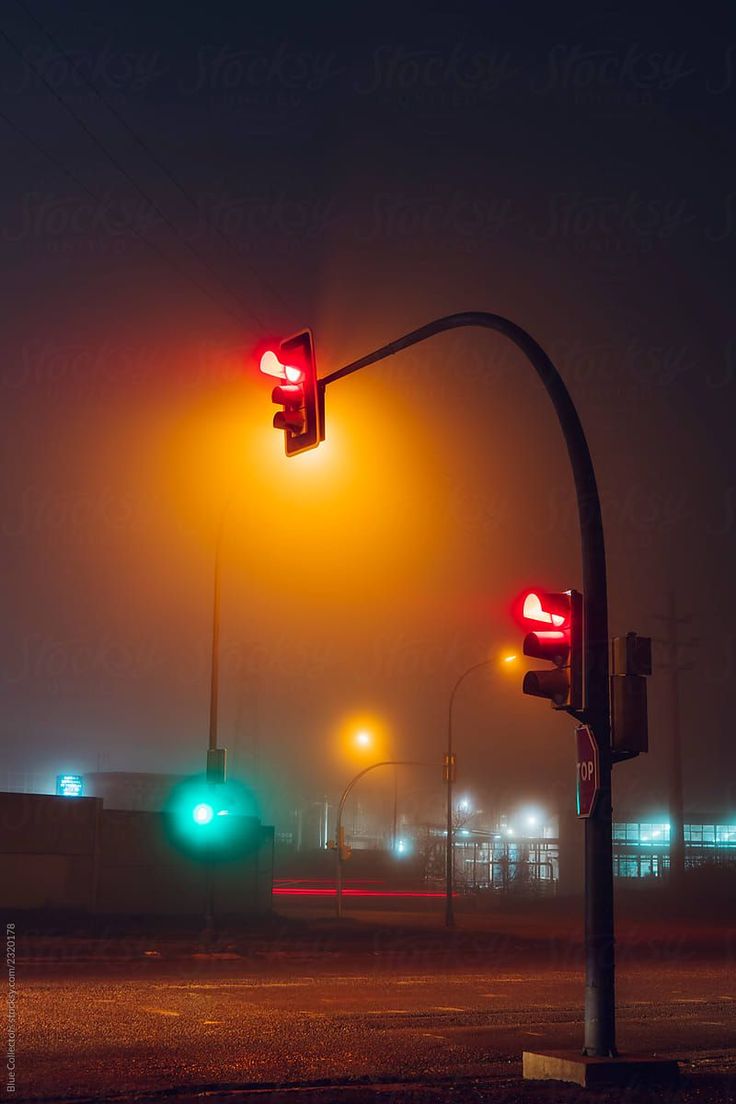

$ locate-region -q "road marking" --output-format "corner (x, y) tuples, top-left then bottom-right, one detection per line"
(141, 1007), (181, 1017)
(202, 1020), (223, 1025)
(164, 981), (315, 990)
(422, 1033), (447, 1040)
(525, 1031), (544, 1036)
(433, 1006), (465, 1012)
(363, 1010), (413, 1015)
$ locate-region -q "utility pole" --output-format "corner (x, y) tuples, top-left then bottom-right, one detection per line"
(654, 590), (695, 883)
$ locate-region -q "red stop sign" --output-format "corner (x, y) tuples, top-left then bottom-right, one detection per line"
(576, 725), (600, 818)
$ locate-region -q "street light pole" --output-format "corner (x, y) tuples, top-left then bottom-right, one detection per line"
(335, 760), (419, 919)
(321, 312), (615, 1057)
(445, 659), (491, 929)
(208, 512), (225, 756)
(202, 512), (226, 938)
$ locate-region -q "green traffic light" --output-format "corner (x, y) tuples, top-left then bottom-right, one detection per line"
(164, 774), (260, 858)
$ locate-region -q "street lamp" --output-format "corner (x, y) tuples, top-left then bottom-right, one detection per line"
(334, 760), (419, 919)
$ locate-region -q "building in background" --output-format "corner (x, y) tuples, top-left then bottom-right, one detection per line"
(84, 771), (185, 812)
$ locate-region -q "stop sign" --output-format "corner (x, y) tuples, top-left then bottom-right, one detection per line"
(576, 724), (600, 818)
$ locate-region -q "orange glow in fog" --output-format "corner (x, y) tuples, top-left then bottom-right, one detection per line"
(334, 713), (390, 764)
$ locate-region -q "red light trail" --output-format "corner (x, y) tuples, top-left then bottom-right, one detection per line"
(272, 887), (454, 898)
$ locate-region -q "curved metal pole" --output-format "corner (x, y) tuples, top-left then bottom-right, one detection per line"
(335, 760), (420, 919)
(446, 660), (491, 929)
(322, 312), (614, 1057)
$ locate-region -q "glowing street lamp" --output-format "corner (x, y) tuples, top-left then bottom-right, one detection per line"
(336, 715), (388, 763)
(333, 760), (419, 918)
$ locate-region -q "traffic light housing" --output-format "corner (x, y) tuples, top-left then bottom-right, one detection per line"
(329, 828), (352, 861)
(206, 747), (227, 785)
(338, 825), (351, 861)
(515, 588), (583, 711)
(610, 632), (652, 755)
(259, 329), (324, 456)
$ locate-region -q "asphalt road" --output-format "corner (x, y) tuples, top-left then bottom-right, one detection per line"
(15, 917), (736, 1104)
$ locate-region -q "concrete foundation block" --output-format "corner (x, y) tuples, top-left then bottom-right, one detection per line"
(523, 1049), (680, 1088)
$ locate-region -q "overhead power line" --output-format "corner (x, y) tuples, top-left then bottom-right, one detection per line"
(0, 106), (247, 329)
(13, 0), (293, 318)
(0, 21), (265, 331)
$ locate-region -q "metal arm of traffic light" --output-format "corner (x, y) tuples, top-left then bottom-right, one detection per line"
(321, 311), (614, 1057)
(320, 312), (608, 741)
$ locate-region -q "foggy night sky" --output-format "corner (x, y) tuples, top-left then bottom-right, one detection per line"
(1, 1), (735, 830)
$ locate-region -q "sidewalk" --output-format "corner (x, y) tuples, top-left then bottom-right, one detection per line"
(37, 1064), (736, 1104)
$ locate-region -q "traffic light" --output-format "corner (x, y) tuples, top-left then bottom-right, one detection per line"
(338, 826), (352, 862)
(259, 329), (324, 456)
(206, 747), (226, 785)
(611, 632), (652, 754)
(328, 828), (352, 861)
(515, 588), (583, 711)
(164, 775), (259, 857)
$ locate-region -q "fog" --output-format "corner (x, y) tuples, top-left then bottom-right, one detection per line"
(2, 1), (734, 831)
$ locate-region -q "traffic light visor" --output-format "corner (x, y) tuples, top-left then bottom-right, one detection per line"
(523, 629), (570, 665)
(259, 349), (303, 383)
(521, 591), (567, 627)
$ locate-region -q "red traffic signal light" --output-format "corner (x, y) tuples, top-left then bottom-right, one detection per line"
(259, 329), (324, 456)
(514, 589), (583, 711)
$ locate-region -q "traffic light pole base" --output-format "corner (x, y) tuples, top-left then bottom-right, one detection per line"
(522, 1050), (680, 1089)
